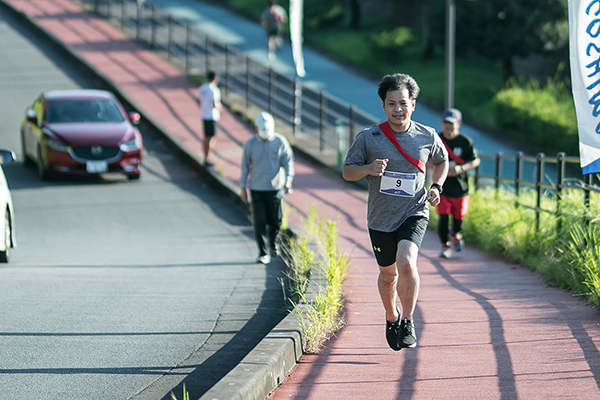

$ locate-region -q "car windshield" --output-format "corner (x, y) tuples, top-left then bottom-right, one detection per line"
(45, 99), (125, 123)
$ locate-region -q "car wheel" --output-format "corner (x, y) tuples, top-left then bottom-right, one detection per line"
(37, 146), (49, 180)
(0, 209), (12, 263)
(21, 132), (34, 167)
(126, 172), (141, 180)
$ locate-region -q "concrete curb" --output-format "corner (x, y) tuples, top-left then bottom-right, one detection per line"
(0, 1), (309, 399)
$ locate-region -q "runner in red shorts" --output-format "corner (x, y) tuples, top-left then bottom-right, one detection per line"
(436, 108), (480, 258)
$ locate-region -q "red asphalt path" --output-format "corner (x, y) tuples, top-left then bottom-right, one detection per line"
(6, 1), (600, 399)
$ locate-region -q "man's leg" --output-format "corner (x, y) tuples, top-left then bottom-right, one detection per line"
(438, 214), (450, 244)
(265, 191), (282, 257)
(202, 119), (216, 164)
(267, 34), (276, 59)
(451, 195), (469, 252)
(202, 136), (213, 161)
(378, 263), (399, 323)
(395, 239), (420, 321)
(250, 191), (269, 260)
(437, 195), (452, 258)
(378, 262), (402, 351)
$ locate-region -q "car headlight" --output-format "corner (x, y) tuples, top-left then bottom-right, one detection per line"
(120, 137), (142, 152)
(46, 138), (69, 152)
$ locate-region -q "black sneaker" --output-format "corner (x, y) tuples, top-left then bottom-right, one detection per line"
(385, 307), (401, 351)
(398, 318), (417, 349)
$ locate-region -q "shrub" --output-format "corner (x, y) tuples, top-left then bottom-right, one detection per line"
(369, 27), (414, 63)
(493, 77), (578, 156)
(304, 0), (344, 29)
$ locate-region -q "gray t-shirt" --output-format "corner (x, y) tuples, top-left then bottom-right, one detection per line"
(240, 133), (295, 191)
(344, 121), (447, 232)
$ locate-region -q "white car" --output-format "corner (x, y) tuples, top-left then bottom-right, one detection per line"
(0, 149), (16, 263)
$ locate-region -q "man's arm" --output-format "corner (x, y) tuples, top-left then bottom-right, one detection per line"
(342, 159), (388, 181)
(427, 159), (449, 206)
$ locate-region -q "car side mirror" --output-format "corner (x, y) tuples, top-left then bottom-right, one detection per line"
(128, 112), (141, 125)
(26, 108), (38, 125)
(0, 150), (16, 165)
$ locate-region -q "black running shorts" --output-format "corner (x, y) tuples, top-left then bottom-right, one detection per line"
(368, 216), (429, 267)
(203, 119), (217, 138)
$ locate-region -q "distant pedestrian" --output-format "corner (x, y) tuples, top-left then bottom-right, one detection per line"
(436, 108), (480, 258)
(343, 73), (448, 351)
(261, 0), (287, 61)
(196, 71), (221, 166)
(240, 112), (294, 265)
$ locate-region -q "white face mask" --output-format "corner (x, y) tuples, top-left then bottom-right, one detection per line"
(258, 129), (274, 141)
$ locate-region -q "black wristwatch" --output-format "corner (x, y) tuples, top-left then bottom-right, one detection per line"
(430, 183), (443, 194)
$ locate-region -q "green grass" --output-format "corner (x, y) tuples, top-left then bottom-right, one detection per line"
(463, 186), (600, 308)
(284, 206), (349, 353)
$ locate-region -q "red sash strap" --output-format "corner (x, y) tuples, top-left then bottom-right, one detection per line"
(378, 121), (426, 174)
(440, 137), (466, 165)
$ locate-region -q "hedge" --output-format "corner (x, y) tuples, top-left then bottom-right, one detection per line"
(493, 87), (579, 156)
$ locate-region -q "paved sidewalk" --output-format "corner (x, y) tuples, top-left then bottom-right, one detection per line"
(5, 1), (600, 400)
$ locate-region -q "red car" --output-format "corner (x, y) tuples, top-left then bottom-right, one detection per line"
(21, 89), (143, 180)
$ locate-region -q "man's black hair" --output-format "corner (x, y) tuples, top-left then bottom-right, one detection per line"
(206, 70), (217, 82)
(377, 73), (420, 102)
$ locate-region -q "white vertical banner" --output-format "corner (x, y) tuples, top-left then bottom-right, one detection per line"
(289, 0), (306, 77)
(569, 0), (600, 174)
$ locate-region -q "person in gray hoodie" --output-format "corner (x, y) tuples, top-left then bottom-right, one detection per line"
(240, 112), (294, 264)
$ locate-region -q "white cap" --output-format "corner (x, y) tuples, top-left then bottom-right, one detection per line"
(255, 112), (275, 140)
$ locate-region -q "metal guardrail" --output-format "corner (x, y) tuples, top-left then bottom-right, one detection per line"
(79, 0), (378, 158)
(78, 0), (600, 233)
(473, 152), (600, 231)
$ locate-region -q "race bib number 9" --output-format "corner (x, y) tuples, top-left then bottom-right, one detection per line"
(380, 171), (417, 197)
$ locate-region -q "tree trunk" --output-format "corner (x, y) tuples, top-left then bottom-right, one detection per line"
(421, 1), (434, 60)
(348, 0), (360, 30)
(502, 57), (513, 83)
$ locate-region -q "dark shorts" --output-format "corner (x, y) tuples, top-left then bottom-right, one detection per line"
(203, 119), (217, 138)
(368, 216), (429, 267)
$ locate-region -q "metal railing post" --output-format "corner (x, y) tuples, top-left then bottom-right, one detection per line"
(167, 15), (173, 62)
(185, 24), (191, 73)
(150, 3), (156, 49)
(245, 58), (251, 110)
(121, 0), (126, 29)
(515, 151), (523, 208)
(205, 35), (210, 74)
(349, 105), (356, 148)
(224, 45), (231, 97)
(556, 152), (565, 232)
(320, 91), (326, 152)
(136, 0), (142, 42)
(494, 152), (502, 193)
(268, 69), (275, 114)
(535, 152), (545, 232)
(293, 78), (302, 136)
(584, 173), (592, 227)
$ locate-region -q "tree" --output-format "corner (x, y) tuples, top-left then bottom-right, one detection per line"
(428, 0), (567, 82)
(348, 0), (361, 30)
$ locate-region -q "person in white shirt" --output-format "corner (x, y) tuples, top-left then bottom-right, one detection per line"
(196, 71), (221, 166)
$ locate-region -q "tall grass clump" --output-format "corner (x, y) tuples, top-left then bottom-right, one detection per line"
(463, 185), (600, 307)
(170, 383), (189, 400)
(284, 206), (350, 353)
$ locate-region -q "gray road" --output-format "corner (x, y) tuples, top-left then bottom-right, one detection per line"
(0, 8), (285, 400)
